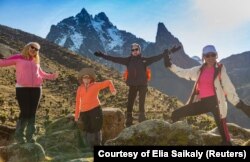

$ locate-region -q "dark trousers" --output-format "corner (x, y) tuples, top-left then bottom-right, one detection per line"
(16, 87), (41, 120)
(15, 87), (41, 142)
(127, 85), (148, 114)
(171, 96), (231, 145)
(80, 106), (103, 147)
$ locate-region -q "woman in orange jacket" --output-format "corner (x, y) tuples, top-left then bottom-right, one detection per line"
(75, 68), (116, 149)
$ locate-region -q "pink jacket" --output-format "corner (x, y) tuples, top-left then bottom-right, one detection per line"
(0, 54), (57, 87)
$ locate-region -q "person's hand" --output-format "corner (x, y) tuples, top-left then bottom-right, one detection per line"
(0, 53), (4, 59)
(163, 49), (171, 55)
(164, 51), (172, 68)
(169, 45), (182, 53)
(236, 100), (250, 117)
(94, 51), (105, 57)
(111, 90), (117, 95)
(54, 71), (59, 79)
(75, 118), (78, 122)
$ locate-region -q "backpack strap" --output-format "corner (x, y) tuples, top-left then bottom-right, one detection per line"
(214, 63), (227, 97)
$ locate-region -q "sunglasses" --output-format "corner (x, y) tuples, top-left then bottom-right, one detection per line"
(30, 46), (39, 52)
(204, 53), (216, 58)
(131, 48), (139, 52)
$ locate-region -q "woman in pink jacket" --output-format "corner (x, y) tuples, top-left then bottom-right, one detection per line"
(0, 42), (58, 143)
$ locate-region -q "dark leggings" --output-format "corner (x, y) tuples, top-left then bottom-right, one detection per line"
(127, 86), (148, 114)
(16, 87), (41, 120)
(80, 106), (103, 133)
(80, 106), (103, 147)
(171, 96), (231, 144)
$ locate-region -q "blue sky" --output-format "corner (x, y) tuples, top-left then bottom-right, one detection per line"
(0, 0), (250, 59)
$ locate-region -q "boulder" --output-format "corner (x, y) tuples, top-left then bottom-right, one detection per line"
(102, 108), (125, 143)
(200, 132), (221, 146)
(0, 143), (45, 162)
(105, 120), (204, 145)
(37, 114), (84, 157)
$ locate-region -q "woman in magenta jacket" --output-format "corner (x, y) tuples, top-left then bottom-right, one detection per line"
(0, 42), (58, 143)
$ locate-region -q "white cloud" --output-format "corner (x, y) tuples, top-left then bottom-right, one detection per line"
(193, 0), (250, 31)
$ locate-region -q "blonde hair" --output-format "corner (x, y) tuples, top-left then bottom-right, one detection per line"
(21, 42), (40, 64)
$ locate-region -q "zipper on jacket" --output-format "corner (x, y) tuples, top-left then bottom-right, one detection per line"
(30, 61), (34, 87)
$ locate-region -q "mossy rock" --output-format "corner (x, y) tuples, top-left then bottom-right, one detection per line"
(4, 143), (45, 162)
(45, 114), (76, 135)
(105, 120), (203, 146)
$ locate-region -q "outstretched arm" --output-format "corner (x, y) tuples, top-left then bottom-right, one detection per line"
(39, 68), (58, 80)
(94, 51), (129, 65)
(0, 54), (21, 67)
(146, 45), (182, 66)
(144, 53), (164, 66)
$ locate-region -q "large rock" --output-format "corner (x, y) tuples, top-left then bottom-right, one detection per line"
(37, 108), (124, 161)
(102, 108), (125, 143)
(37, 114), (84, 157)
(0, 143), (45, 162)
(0, 125), (15, 146)
(200, 132), (221, 146)
(105, 120), (204, 145)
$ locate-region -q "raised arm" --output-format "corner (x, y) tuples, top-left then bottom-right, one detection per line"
(98, 80), (116, 94)
(169, 64), (201, 81)
(144, 53), (164, 66)
(94, 51), (129, 65)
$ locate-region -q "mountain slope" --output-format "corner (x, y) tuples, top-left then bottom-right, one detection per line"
(0, 24), (193, 132)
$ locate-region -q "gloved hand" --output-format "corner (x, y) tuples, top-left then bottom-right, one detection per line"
(163, 49), (172, 68)
(94, 51), (105, 57)
(170, 45), (182, 53)
(236, 100), (250, 117)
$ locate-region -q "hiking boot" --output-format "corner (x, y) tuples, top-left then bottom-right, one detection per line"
(14, 119), (27, 144)
(138, 113), (147, 123)
(125, 113), (133, 127)
(25, 118), (36, 143)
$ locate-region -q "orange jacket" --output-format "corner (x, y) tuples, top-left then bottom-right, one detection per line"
(75, 80), (116, 120)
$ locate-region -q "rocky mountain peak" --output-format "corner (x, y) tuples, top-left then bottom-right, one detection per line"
(95, 12), (110, 22)
(156, 22), (179, 45)
(75, 8), (92, 24)
(78, 8), (90, 17)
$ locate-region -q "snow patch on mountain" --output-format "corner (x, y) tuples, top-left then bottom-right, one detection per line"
(91, 19), (123, 52)
(69, 31), (85, 51)
(56, 35), (67, 46)
(107, 28), (124, 50)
